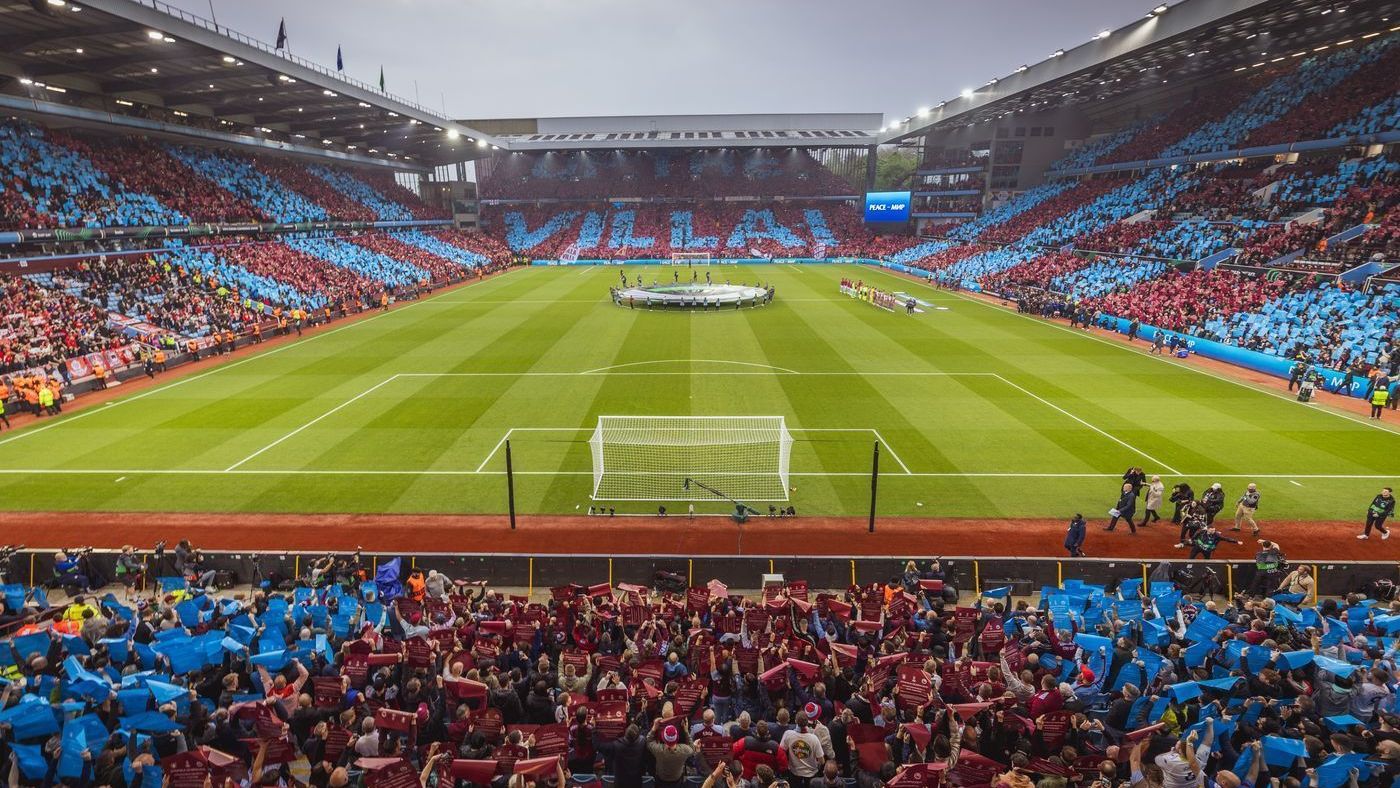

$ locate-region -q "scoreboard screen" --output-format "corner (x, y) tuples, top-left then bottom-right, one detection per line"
(863, 191), (911, 222)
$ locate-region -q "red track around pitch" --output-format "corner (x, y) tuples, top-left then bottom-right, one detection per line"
(0, 512), (1381, 561)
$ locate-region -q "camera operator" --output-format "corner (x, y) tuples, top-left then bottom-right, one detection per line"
(174, 540), (216, 589)
(53, 548), (94, 593)
(115, 544), (147, 601)
(0, 544), (22, 586)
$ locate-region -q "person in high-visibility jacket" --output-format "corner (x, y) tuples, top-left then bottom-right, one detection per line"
(0, 394), (10, 430)
(45, 380), (61, 415)
(91, 362), (107, 390)
(37, 384), (53, 417)
(1371, 385), (1390, 420)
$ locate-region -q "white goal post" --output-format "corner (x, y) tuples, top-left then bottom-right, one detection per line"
(669, 252), (712, 266)
(589, 415), (794, 502)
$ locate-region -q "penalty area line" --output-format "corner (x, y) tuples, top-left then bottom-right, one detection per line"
(223, 375), (402, 471)
(991, 373), (1184, 476)
(474, 428), (515, 473)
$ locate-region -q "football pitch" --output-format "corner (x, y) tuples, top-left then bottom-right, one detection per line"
(0, 264), (1393, 521)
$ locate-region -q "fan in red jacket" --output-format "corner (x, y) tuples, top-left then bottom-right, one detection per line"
(731, 721), (789, 778)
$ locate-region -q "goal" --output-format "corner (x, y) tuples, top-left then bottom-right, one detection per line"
(669, 252), (711, 266)
(589, 415), (794, 502)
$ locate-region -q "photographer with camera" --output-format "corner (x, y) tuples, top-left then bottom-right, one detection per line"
(52, 547), (94, 593)
(114, 544), (147, 601)
(174, 539), (217, 589)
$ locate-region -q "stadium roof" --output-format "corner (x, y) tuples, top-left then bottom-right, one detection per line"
(473, 113), (883, 151)
(881, 0), (1400, 144)
(0, 0), (500, 170)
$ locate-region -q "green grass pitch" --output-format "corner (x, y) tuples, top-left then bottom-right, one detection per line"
(0, 264), (1393, 520)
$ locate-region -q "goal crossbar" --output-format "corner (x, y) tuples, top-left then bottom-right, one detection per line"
(669, 251), (712, 266)
(589, 415), (793, 501)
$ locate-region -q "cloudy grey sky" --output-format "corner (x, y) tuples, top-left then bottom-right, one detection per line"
(172, 0), (1149, 122)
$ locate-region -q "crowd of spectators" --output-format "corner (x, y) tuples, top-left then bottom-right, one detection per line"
(978, 182), (1125, 246)
(946, 182), (1077, 243)
(142, 248), (314, 311)
(1048, 120), (1157, 173)
(1330, 94), (1400, 138)
(254, 158), (376, 224)
(1052, 258), (1170, 301)
(1134, 221), (1251, 264)
(0, 118), (448, 231)
(1084, 268), (1291, 335)
(426, 230), (514, 268)
(941, 247), (1040, 289)
(0, 119), (184, 230)
(306, 165), (415, 223)
(166, 146), (332, 225)
(1071, 222), (1166, 257)
(49, 134), (265, 226)
(216, 242), (384, 310)
(390, 231), (494, 270)
(1160, 164), (1272, 223)
(895, 245), (993, 279)
(356, 171), (450, 221)
(1162, 40), (1387, 159)
(1201, 282), (1399, 372)
(283, 236), (434, 289)
(1246, 38), (1400, 147)
(0, 546), (1396, 788)
(1272, 158), (1400, 214)
(1102, 80), (1262, 165)
(1237, 169), (1400, 267)
(1019, 171), (1196, 250)
(491, 204), (896, 261)
(348, 234), (463, 283)
(479, 150), (855, 201)
(978, 252), (1090, 296)
(61, 257), (265, 339)
(0, 275), (122, 375)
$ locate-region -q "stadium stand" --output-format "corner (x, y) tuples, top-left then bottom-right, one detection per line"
(0, 551), (1395, 788)
(283, 235), (435, 288)
(57, 256), (265, 338)
(254, 157), (377, 223)
(164, 145), (333, 224)
(1161, 40), (1392, 158)
(0, 274), (122, 374)
(491, 204), (878, 260)
(215, 241), (385, 308)
(1084, 268), (1291, 335)
(348, 232), (466, 283)
(0, 119), (185, 228)
(479, 150), (856, 200)
(47, 133), (266, 225)
(4, 2), (1400, 784)
(1203, 282), (1400, 370)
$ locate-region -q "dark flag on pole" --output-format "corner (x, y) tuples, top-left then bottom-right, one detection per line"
(336, 46), (343, 71)
(378, 65), (385, 92)
(275, 18), (287, 49)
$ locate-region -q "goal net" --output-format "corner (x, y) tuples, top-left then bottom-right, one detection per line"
(670, 252), (711, 266)
(589, 415), (794, 502)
